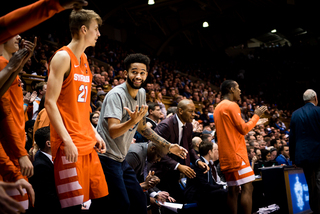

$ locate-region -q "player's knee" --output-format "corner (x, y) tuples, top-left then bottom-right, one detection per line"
(228, 186), (240, 196)
(242, 182), (254, 194)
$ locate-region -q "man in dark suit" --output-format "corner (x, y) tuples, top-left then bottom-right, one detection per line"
(184, 141), (227, 213)
(151, 99), (209, 203)
(289, 89), (320, 213)
(28, 126), (61, 214)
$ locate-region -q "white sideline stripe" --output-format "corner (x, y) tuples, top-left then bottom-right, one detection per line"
(61, 156), (74, 165)
(59, 167), (77, 179)
(6, 188), (27, 196)
(238, 166), (253, 176)
(60, 195), (84, 208)
(227, 174), (255, 186)
(20, 200), (29, 210)
(57, 181), (82, 194)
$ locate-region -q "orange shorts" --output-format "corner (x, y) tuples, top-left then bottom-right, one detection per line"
(54, 148), (108, 208)
(6, 185), (29, 210)
(223, 161), (255, 186)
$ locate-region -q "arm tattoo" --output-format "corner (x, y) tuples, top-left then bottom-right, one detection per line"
(142, 116), (146, 126)
(140, 127), (170, 149)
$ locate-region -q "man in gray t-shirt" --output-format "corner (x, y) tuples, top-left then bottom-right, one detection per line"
(97, 82), (146, 162)
(94, 53), (187, 214)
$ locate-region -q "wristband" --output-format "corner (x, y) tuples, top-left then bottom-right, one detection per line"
(24, 103), (28, 107)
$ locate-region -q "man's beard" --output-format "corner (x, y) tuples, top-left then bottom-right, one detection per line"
(127, 77), (146, 89)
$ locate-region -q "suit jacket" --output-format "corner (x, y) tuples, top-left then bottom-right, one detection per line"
(126, 143), (149, 183)
(125, 143), (159, 205)
(184, 157), (226, 203)
(29, 151), (60, 213)
(289, 102), (320, 165)
(151, 114), (200, 178)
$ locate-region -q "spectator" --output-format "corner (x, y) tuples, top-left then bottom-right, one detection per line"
(125, 142), (175, 213)
(270, 138), (281, 151)
(29, 126), (61, 214)
(25, 120), (35, 153)
(96, 85), (104, 93)
(255, 148), (262, 161)
(151, 99), (209, 203)
(192, 136), (202, 156)
(23, 58), (36, 74)
(97, 90), (106, 102)
(247, 146), (256, 166)
(90, 91), (98, 112)
(155, 91), (167, 118)
(269, 148), (278, 161)
(147, 90), (156, 103)
(96, 53), (186, 214)
(30, 94), (50, 162)
(134, 102), (162, 143)
(161, 87), (167, 96)
(275, 145), (292, 166)
(90, 111), (100, 128)
(184, 141), (227, 214)
(199, 108), (210, 127)
(260, 149), (272, 161)
(166, 106), (177, 118)
(32, 81), (47, 120)
(289, 89), (320, 213)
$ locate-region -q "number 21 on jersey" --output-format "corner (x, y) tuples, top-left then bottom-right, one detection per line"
(78, 84), (88, 102)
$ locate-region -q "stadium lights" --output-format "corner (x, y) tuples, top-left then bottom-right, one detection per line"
(271, 29), (277, 33)
(148, 0), (155, 5)
(203, 21), (209, 28)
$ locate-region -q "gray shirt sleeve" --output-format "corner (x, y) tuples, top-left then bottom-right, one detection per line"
(103, 92), (123, 121)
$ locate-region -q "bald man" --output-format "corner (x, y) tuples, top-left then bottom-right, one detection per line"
(192, 136), (202, 156)
(151, 99), (209, 203)
(289, 89), (320, 213)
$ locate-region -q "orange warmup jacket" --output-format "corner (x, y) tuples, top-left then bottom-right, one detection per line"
(0, 57), (26, 182)
(0, 57), (28, 163)
(214, 99), (259, 173)
(0, 0), (64, 44)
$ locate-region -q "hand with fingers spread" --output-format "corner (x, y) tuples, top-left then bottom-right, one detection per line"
(169, 144), (188, 159)
(5, 48), (29, 74)
(254, 105), (268, 117)
(20, 37), (37, 64)
(124, 104), (148, 125)
(29, 91), (37, 103)
(256, 117), (268, 126)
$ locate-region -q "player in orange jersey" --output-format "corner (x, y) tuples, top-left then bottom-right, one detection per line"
(0, 35), (37, 211)
(45, 9), (108, 213)
(0, 0), (89, 97)
(214, 80), (267, 214)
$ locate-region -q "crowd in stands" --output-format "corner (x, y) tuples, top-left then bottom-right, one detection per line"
(14, 28), (300, 213)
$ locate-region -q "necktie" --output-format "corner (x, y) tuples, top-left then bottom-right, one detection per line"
(143, 159), (148, 180)
(180, 126), (190, 166)
(211, 163), (217, 182)
(208, 166), (214, 184)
